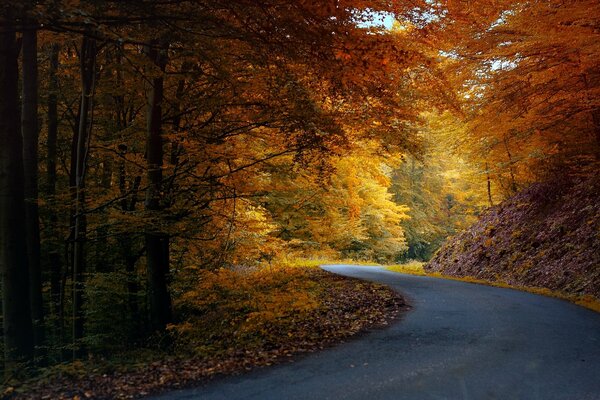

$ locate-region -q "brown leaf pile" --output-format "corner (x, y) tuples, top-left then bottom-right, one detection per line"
(6, 269), (406, 400)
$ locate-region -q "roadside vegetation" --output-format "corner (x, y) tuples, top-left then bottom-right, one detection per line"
(4, 261), (405, 399)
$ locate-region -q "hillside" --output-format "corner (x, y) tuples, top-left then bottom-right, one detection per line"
(426, 173), (600, 299)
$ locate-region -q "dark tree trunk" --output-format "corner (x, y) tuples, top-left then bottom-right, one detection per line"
(144, 41), (172, 333)
(118, 143), (142, 338)
(170, 63), (190, 166)
(0, 13), (34, 372)
(146, 234), (171, 332)
(485, 161), (494, 207)
(503, 134), (518, 194)
(594, 112), (600, 161)
(46, 43), (64, 355)
(122, 201), (142, 340)
(21, 22), (45, 362)
(111, 44), (144, 338)
(71, 34), (97, 359)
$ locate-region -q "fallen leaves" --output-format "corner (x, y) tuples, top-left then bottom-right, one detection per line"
(6, 269), (406, 400)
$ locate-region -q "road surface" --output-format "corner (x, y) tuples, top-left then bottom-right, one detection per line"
(151, 265), (600, 400)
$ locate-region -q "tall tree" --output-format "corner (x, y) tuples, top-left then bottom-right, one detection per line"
(46, 42), (63, 351)
(71, 33), (97, 358)
(144, 39), (172, 333)
(0, 11), (34, 371)
(21, 18), (45, 360)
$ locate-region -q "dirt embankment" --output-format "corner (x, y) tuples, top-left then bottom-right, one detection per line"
(426, 173), (600, 299)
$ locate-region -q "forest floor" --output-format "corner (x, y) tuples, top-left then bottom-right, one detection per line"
(4, 267), (407, 400)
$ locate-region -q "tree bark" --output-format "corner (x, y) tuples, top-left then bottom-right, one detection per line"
(503, 134), (518, 194)
(485, 161), (494, 207)
(593, 111), (600, 161)
(0, 13), (34, 372)
(118, 143), (143, 339)
(46, 42), (64, 357)
(71, 34), (97, 359)
(144, 40), (172, 333)
(21, 22), (45, 361)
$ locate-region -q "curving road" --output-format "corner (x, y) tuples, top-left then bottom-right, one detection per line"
(152, 265), (600, 400)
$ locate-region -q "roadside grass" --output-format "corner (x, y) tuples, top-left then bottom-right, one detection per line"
(384, 261), (600, 313)
(279, 257), (382, 269)
(385, 261), (427, 275)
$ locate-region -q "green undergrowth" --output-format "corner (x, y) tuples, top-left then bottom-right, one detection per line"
(385, 261), (600, 313)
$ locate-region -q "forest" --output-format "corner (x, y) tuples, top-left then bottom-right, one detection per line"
(1, 0), (598, 397)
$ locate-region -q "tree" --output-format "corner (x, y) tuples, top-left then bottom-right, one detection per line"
(434, 0), (600, 188)
(144, 39), (172, 333)
(263, 144), (410, 262)
(0, 10), (35, 371)
(71, 32), (97, 359)
(21, 16), (45, 359)
(390, 112), (488, 261)
(1, 0), (439, 368)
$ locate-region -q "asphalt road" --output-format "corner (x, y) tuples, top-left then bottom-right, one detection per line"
(152, 265), (600, 400)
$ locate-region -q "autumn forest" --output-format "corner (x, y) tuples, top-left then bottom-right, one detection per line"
(1, 0), (599, 396)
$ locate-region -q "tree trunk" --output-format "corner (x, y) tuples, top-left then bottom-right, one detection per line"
(118, 143), (142, 339)
(72, 34), (97, 359)
(122, 184), (142, 340)
(503, 134), (518, 194)
(46, 42), (64, 356)
(170, 63), (190, 166)
(144, 41), (172, 333)
(21, 22), (45, 362)
(485, 161), (494, 207)
(593, 111), (600, 161)
(112, 43), (144, 338)
(0, 13), (34, 372)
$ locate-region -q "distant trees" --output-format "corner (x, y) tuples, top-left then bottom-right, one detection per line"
(390, 112), (489, 261)
(263, 146), (411, 263)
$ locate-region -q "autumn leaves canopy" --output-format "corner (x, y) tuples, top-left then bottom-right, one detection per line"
(0, 0), (598, 373)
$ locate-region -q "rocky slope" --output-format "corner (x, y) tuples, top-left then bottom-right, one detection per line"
(426, 173), (600, 298)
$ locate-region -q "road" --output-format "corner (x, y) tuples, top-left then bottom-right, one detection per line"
(151, 265), (600, 400)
